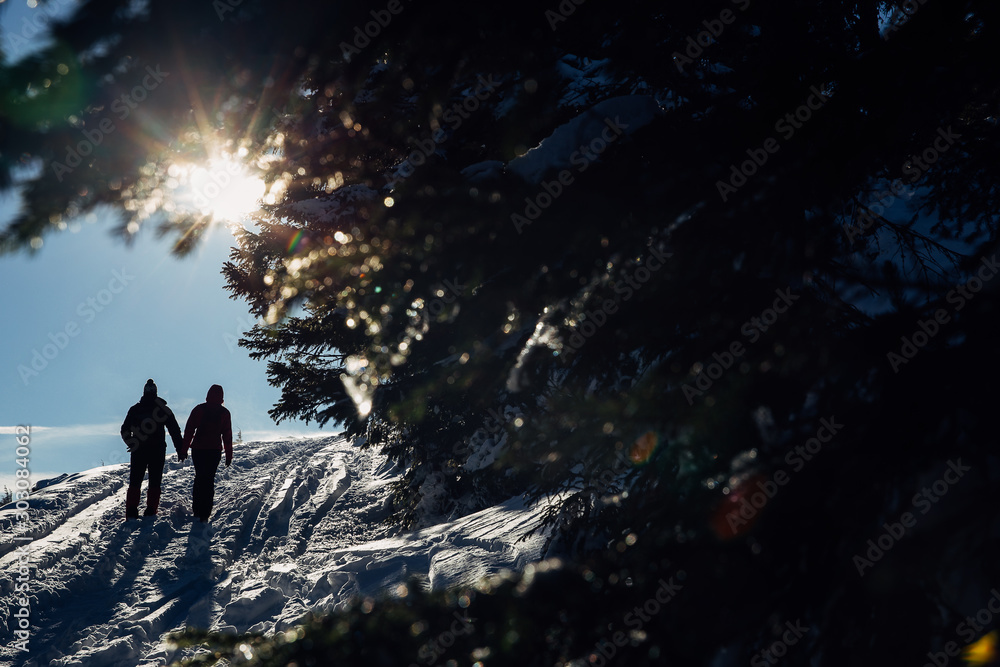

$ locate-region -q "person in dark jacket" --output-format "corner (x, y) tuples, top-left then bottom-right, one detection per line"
(179, 384), (233, 523)
(120, 378), (182, 519)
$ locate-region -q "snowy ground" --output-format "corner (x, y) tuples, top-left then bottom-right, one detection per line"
(0, 435), (551, 666)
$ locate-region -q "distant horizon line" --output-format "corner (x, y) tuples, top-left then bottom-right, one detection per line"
(0, 424), (338, 439)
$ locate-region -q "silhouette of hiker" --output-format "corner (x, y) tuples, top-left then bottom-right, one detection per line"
(120, 378), (182, 520)
(179, 384), (233, 523)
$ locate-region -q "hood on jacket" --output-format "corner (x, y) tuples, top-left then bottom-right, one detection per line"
(206, 384), (224, 404)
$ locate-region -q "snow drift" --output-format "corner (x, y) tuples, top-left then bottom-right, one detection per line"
(0, 435), (551, 666)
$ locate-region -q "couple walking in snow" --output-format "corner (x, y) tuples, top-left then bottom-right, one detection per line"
(119, 379), (235, 523)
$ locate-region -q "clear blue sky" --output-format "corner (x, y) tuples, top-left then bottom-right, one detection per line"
(0, 212), (320, 490)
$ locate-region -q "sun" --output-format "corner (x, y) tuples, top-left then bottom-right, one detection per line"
(168, 154), (266, 222)
(189, 158), (266, 220)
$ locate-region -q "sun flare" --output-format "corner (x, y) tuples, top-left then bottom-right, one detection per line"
(168, 155), (266, 222)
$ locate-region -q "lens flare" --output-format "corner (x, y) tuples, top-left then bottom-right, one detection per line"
(963, 631), (998, 666)
(287, 229), (306, 253)
(629, 431), (659, 465)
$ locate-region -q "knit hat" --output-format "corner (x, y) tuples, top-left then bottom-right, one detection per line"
(143, 379), (157, 396)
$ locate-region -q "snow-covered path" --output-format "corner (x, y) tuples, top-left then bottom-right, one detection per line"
(0, 435), (550, 666)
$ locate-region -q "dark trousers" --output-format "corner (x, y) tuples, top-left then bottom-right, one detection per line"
(126, 446), (166, 516)
(192, 449), (222, 521)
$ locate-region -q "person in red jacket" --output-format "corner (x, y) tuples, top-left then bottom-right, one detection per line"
(179, 384), (233, 523)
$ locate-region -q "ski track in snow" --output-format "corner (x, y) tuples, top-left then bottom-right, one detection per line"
(0, 435), (550, 667)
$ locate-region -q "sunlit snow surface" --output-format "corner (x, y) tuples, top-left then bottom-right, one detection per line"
(0, 435), (551, 666)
